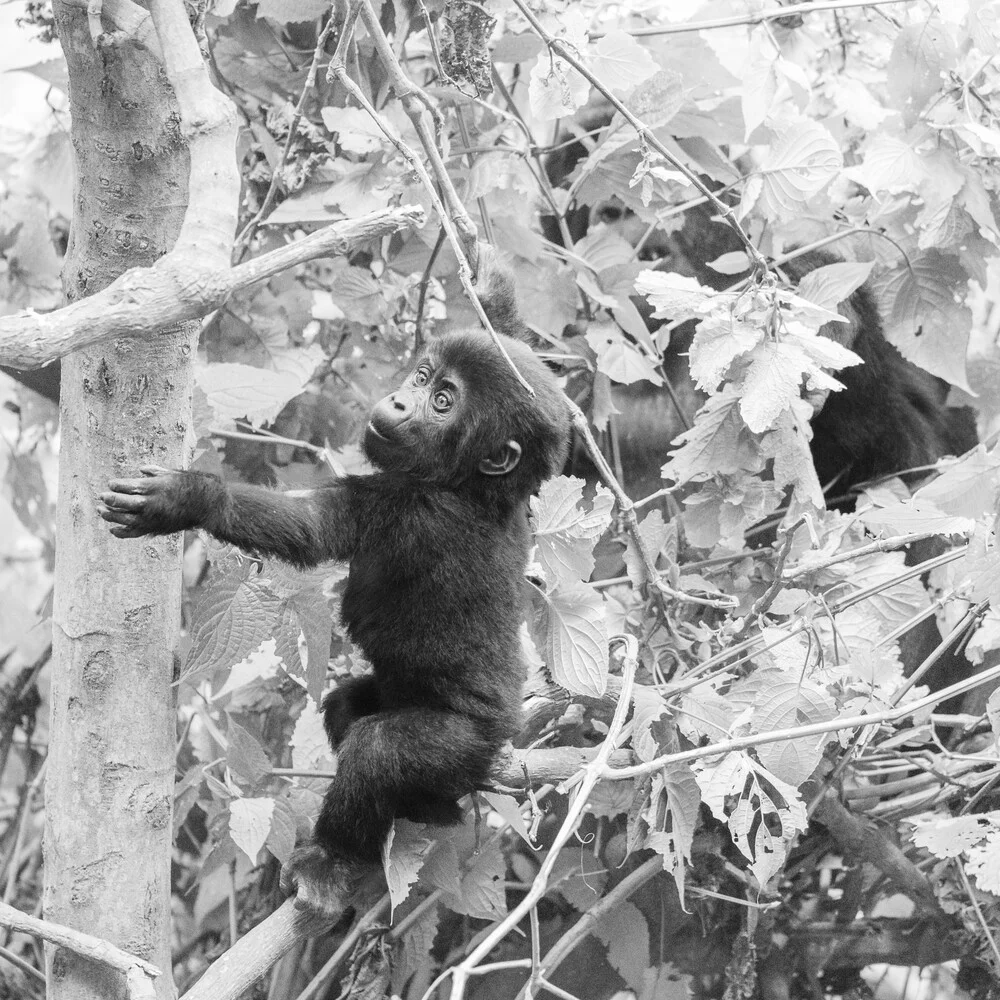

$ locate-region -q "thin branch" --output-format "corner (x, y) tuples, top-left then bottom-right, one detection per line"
(0, 901), (159, 990)
(609, 659), (1000, 782)
(326, 5), (533, 394)
(448, 636), (639, 1000)
(234, 16), (339, 256)
(592, 0), (916, 38)
(0, 206), (424, 369)
(509, 0), (766, 276)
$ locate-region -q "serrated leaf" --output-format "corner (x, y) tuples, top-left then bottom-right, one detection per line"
(631, 685), (671, 763)
(196, 361), (317, 429)
(887, 18), (957, 123)
(872, 250), (972, 390)
(859, 500), (974, 535)
(213, 638), (283, 700)
(533, 580), (609, 697)
(531, 476), (614, 584)
(688, 313), (762, 391)
(265, 797), (298, 863)
(738, 341), (813, 432)
(913, 449), (999, 518)
(383, 820), (433, 915)
(226, 716), (272, 787)
(796, 262), (874, 312)
(592, 901), (649, 993)
(847, 133), (930, 195)
(749, 119), (842, 220)
(588, 30), (658, 93)
(585, 323), (663, 386)
(291, 696), (331, 771)
(229, 797), (275, 864)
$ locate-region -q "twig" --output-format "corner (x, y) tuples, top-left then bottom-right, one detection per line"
(0, 901), (160, 995)
(731, 516), (805, 640)
(0, 942), (45, 985)
(955, 859), (1000, 970)
(2, 761), (46, 909)
(326, 3), (534, 395)
(519, 856), (662, 999)
(610, 659), (1000, 781)
(785, 531), (949, 581)
(568, 403), (736, 610)
(509, 0), (766, 276)
(447, 636), (638, 1000)
(591, 0), (916, 38)
(234, 16), (339, 256)
(0, 206), (424, 370)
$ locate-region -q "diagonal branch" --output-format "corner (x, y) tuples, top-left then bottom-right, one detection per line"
(0, 207), (424, 370)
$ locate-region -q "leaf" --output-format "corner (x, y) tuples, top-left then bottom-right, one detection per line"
(229, 797), (275, 864)
(687, 312), (762, 391)
(752, 682), (836, 785)
(707, 251), (751, 275)
(592, 902), (650, 993)
(213, 638), (283, 700)
(383, 820), (433, 916)
(531, 476), (614, 585)
(226, 716), (272, 787)
(796, 262), (874, 312)
(738, 341), (814, 433)
(531, 579), (610, 697)
(747, 119), (842, 220)
(447, 840), (507, 920)
(492, 32), (545, 63)
(256, 0), (329, 21)
(846, 133), (930, 195)
(321, 106), (395, 154)
(859, 500), (974, 536)
(588, 30), (658, 93)
(291, 696), (332, 771)
(913, 448), (1000, 519)
(872, 250), (972, 390)
(482, 792), (533, 846)
(197, 361), (317, 429)
(624, 509), (675, 588)
(665, 390), (764, 485)
(911, 813), (1000, 859)
(886, 18), (957, 124)
(631, 685), (671, 762)
(391, 902), (440, 996)
(634, 269), (715, 323)
(265, 797), (298, 864)
(185, 562), (283, 681)
(585, 323), (663, 386)
(528, 55), (590, 121)
(646, 762), (701, 900)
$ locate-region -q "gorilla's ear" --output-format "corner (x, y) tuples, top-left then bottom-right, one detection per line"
(473, 244), (526, 340)
(479, 440), (522, 476)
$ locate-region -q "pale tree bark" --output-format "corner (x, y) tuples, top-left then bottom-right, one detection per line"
(43, 3), (217, 998)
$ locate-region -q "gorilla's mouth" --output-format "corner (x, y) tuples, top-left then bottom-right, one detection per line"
(366, 421), (390, 442)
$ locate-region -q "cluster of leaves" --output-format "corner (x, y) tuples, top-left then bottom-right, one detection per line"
(5, 0), (1000, 996)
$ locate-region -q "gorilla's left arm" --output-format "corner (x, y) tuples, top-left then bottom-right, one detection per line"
(99, 466), (358, 567)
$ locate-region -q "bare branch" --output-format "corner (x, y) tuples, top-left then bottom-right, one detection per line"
(0, 207), (424, 370)
(0, 901), (160, 998)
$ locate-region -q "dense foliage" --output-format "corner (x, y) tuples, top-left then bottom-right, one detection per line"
(3, 1), (1000, 998)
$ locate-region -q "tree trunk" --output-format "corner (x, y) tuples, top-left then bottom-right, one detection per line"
(44, 7), (195, 998)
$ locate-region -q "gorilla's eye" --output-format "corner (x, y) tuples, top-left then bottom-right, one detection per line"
(413, 367), (430, 386)
(433, 390), (453, 412)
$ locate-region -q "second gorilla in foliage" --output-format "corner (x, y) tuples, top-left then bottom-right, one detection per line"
(99, 261), (571, 915)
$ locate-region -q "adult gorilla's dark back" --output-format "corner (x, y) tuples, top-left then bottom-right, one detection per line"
(543, 115), (976, 497)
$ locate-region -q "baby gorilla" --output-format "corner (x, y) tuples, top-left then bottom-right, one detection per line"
(99, 283), (571, 916)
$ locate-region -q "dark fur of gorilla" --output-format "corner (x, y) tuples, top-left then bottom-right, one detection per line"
(98, 262), (571, 915)
(544, 117), (977, 498)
